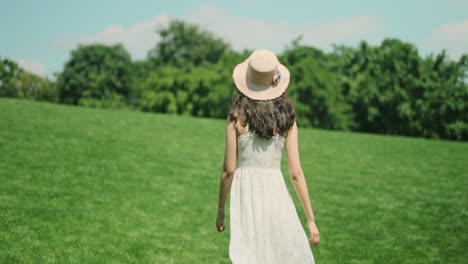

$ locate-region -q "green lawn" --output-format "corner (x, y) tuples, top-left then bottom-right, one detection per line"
(1, 98), (467, 264)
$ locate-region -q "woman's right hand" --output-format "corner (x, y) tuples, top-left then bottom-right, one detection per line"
(307, 219), (320, 246)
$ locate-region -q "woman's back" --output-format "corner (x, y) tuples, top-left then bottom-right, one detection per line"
(236, 123), (286, 170)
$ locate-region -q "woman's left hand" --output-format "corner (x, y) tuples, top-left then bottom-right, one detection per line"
(216, 211), (225, 232)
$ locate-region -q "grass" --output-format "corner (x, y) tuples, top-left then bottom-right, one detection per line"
(1, 97), (467, 264)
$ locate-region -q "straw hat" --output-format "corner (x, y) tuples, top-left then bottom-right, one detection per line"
(232, 49), (290, 101)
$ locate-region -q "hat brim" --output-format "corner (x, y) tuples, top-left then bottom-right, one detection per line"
(232, 59), (290, 100)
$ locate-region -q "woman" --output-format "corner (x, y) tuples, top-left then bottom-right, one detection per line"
(216, 49), (320, 263)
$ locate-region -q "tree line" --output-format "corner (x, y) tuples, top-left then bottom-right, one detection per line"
(1, 20), (467, 140)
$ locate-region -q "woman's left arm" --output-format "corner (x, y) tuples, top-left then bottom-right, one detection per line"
(216, 118), (237, 231)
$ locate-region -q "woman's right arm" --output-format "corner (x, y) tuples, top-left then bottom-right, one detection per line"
(284, 120), (320, 245)
(285, 120), (315, 221)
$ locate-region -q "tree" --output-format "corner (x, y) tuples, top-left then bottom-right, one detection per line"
(148, 19), (230, 68)
(331, 38), (468, 140)
(281, 45), (353, 130)
(17, 71), (58, 102)
(332, 39), (423, 134)
(57, 44), (132, 106)
(416, 52), (468, 140)
(137, 50), (248, 117)
(0, 58), (22, 97)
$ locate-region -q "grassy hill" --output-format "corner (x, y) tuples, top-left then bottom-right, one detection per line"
(1, 98), (467, 264)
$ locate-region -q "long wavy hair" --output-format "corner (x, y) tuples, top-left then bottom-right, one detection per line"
(227, 90), (296, 140)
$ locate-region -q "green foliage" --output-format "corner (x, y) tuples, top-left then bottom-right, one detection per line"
(139, 66), (183, 114)
(416, 53), (468, 140)
(0, 58), (58, 102)
(138, 50), (244, 118)
(1, 19), (467, 140)
(57, 43), (133, 106)
(17, 71), (58, 102)
(281, 45), (353, 129)
(333, 39), (423, 133)
(78, 91), (128, 109)
(331, 39), (468, 140)
(0, 58), (22, 97)
(148, 19), (230, 68)
(129, 59), (155, 108)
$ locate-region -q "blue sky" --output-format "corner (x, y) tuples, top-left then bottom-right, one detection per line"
(1, 0), (467, 77)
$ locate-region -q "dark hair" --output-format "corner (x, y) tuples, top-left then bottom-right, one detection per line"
(227, 90), (296, 140)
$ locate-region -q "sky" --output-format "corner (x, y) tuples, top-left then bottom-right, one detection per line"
(1, 0), (467, 78)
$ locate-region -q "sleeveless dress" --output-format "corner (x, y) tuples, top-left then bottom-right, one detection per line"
(229, 124), (316, 264)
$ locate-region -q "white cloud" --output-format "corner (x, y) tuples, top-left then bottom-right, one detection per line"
(426, 19), (468, 59)
(183, 4), (383, 52)
(53, 13), (170, 59)
(14, 59), (47, 77)
(52, 5), (383, 59)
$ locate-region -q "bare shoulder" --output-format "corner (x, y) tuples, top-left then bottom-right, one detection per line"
(283, 120), (297, 139)
(227, 117), (243, 137)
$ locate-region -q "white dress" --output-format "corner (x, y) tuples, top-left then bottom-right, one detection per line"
(229, 124), (316, 264)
